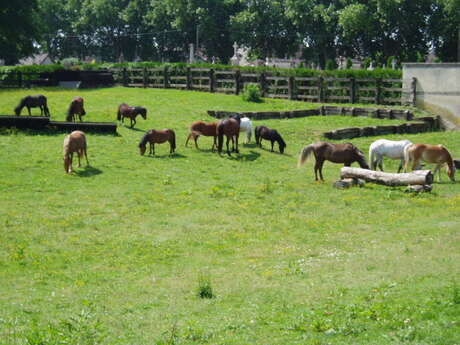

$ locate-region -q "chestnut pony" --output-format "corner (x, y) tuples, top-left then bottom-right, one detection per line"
(14, 95), (50, 116)
(185, 121), (218, 150)
(139, 129), (176, 156)
(66, 96), (86, 122)
(217, 115), (240, 156)
(117, 103), (147, 128)
(404, 143), (456, 182)
(298, 141), (369, 181)
(63, 131), (89, 173)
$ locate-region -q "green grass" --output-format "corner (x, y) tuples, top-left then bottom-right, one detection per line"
(0, 87), (459, 345)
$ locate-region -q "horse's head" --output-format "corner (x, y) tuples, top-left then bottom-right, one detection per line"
(63, 154), (71, 173)
(448, 165), (456, 182)
(355, 147), (370, 169)
(14, 105), (21, 116)
(276, 133), (286, 154)
(137, 107), (147, 120)
(139, 143), (147, 155)
(231, 114), (241, 124)
(139, 132), (149, 155)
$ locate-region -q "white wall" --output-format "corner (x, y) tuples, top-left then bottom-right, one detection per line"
(403, 63), (460, 128)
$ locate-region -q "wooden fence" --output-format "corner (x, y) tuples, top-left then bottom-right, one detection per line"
(0, 67), (415, 106)
(110, 67), (414, 106)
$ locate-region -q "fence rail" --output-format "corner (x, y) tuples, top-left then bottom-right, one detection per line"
(0, 68), (414, 106)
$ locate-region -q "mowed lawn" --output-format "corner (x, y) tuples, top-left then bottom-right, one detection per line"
(0, 87), (459, 345)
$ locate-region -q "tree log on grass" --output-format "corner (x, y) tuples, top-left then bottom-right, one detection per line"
(340, 167), (434, 186)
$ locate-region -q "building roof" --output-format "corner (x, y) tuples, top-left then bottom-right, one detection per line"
(18, 53), (53, 65)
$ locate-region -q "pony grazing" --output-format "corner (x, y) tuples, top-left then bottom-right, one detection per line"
(254, 125), (286, 154)
(185, 121), (218, 150)
(14, 95), (50, 116)
(63, 131), (89, 173)
(404, 143), (456, 182)
(239, 117), (253, 143)
(298, 141), (369, 181)
(66, 96), (86, 122)
(217, 115), (241, 156)
(369, 139), (412, 172)
(117, 103), (147, 128)
(139, 129), (176, 156)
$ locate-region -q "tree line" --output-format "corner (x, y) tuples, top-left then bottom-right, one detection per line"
(1, 0), (458, 67)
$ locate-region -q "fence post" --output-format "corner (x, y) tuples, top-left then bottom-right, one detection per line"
(143, 67), (148, 88)
(375, 78), (381, 105)
(122, 68), (128, 86)
(411, 77), (417, 107)
(235, 70), (241, 95)
(349, 77), (356, 104)
(318, 76), (324, 103)
(209, 68), (215, 92)
(260, 73), (266, 97)
(288, 76), (295, 100)
(163, 66), (169, 88)
(186, 67), (192, 90)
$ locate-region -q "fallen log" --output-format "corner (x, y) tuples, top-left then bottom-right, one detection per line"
(405, 185), (433, 193)
(333, 178), (366, 189)
(340, 167), (434, 186)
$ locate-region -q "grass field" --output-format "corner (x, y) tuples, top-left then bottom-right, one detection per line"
(1, 87), (459, 345)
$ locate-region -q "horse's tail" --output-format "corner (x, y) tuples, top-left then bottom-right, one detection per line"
(369, 145), (376, 170)
(217, 121), (225, 153)
(254, 126), (259, 144)
(170, 130), (176, 151)
(66, 103), (74, 122)
(298, 144), (315, 168)
(403, 144), (413, 172)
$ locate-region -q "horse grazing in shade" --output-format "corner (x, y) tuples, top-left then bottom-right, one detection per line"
(369, 139), (412, 172)
(14, 95), (50, 116)
(139, 129), (176, 156)
(217, 115), (240, 156)
(185, 121), (218, 150)
(63, 131), (89, 173)
(255, 125), (286, 154)
(298, 141), (369, 181)
(66, 96), (86, 122)
(404, 143), (456, 182)
(117, 103), (147, 128)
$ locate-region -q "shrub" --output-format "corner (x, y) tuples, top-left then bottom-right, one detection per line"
(197, 273), (214, 299)
(242, 83), (262, 103)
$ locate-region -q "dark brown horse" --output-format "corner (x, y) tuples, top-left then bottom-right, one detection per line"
(66, 96), (86, 122)
(14, 95), (50, 116)
(255, 125), (286, 154)
(217, 115), (240, 156)
(117, 103), (147, 128)
(185, 121), (218, 150)
(139, 129), (176, 156)
(298, 141), (369, 181)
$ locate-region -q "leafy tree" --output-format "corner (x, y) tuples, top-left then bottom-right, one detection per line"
(0, 0), (41, 64)
(429, 0), (460, 61)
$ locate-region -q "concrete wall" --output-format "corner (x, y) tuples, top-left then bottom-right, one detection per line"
(403, 63), (460, 128)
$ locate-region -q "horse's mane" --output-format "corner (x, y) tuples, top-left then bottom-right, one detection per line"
(134, 106), (146, 114)
(274, 130), (286, 147)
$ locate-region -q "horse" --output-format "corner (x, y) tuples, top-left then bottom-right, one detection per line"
(117, 103), (147, 128)
(217, 115), (240, 156)
(66, 96), (86, 122)
(254, 125), (286, 154)
(14, 95), (50, 116)
(185, 121), (218, 150)
(404, 143), (456, 182)
(63, 131), (89, 173)
(239, 117), (253, 143)
(298, 141), (370, 181)
(369, 139), (413, 172)
(139, 129), (176, 156)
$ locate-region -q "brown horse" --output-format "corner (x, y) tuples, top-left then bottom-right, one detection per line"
(14, 95), (50, 116)
(139, 129), (176, 156)
(217, 115), (241, 156)
(298, 141), (370, 181)
(404, 143), (456, 182)
(185, 121), (218, 150)
(63, 131), (89, 173)
(66, 96), (86, 122)
(255, 125), (286, 154)
(117, 103), (147, 128)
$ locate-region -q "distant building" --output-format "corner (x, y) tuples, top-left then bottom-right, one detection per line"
(18, 53), (54, 65)
(0, 59), (4, 66)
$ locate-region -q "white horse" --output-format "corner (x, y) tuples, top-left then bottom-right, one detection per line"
(239, 117), (253, 143)
(369, 139), (413, 172)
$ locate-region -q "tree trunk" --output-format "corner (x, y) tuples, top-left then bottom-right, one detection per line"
(340, 167), (433, 186)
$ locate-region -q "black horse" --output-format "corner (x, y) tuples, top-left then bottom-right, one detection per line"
(255, 125), (286, 154)
(14, 95), (50, 116)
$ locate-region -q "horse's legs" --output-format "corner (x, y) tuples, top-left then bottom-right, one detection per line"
(185, 133), (191, 147)
(434, 164), (442, 182)
(39, 106), (43, 116)
(235, 134), (239, 154)
(231, 137), (235, 152)
(212, 136), (216, 152)
(69, 153), (74, 173)
(270, 140), (274, 152)
(397, 159), (404, 173)
(378, 157), (384, 171)
(27, 107), (32, 116)
(225, 136), (231, 156)
(313, 159), (322, 181)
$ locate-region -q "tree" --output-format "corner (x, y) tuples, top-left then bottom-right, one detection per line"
(0, 0), (41, 64)
(429, 0), (460, 61)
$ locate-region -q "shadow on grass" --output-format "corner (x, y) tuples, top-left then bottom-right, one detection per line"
(122, 125), (146, 132)
(144, 152), (187, 159)
(75, 165), (103, 177)
(221, 150), (261, 162)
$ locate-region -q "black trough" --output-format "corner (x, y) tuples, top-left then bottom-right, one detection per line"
(48, 121), (117, 133)
(0, 115), (50, 129)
